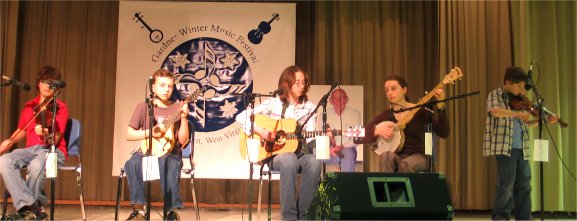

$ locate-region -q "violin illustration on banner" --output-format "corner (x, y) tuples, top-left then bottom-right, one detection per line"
(248, 13), (280, 44)
(133, 12), (164, 43)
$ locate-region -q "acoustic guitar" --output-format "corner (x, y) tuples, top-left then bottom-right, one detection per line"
(238, 114), (357, 162)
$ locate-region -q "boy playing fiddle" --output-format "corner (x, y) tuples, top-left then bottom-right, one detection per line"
(0, 65), (69, 220)
(484, 66), (558, 220)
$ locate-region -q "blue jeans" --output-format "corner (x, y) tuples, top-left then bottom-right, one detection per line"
(0, 145), (65, 210)
(326, 147), (357, 172)
(493, 149), (532, 220)
(271, 153), (322, 221)
(124, 152), (183, 210)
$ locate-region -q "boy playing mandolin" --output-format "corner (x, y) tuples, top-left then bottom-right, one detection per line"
(354, 74), (450, 173)
(123, 69), (190, 220)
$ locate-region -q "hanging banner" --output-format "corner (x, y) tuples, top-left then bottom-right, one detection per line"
(113, 1), (296, 178)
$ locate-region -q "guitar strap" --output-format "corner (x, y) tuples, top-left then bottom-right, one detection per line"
(281, 101), (289, 119)
(387, 104), (398, 123)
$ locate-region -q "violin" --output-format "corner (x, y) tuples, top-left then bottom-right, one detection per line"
(508, 93), (568, 128)
(33, 97), (58, 144)
(508, 94), (538, 115)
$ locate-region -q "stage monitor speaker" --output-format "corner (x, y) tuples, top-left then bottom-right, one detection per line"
(309, 172), (453, 220)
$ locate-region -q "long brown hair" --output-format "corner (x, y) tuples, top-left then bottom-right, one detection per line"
(35, 65), (62, 90)
(277, 65), (310, 104)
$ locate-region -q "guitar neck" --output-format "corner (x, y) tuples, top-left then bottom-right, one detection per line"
(415, 82), (445, 107)
(398, 82), (445, 128)
(283, 129), (342, 140)
(159, 89), (199, 130)
(159, 103), (183, 131)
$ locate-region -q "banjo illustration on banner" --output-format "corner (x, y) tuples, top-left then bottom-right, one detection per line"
(133, 12), (164, 43)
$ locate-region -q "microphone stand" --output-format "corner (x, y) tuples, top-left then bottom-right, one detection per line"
(48, 88), (62, 221)
(528, 75), (546, 221)
(231, 92), (274, 221)
(423, 103), (434, 173)
(320, 96), (328, 178)
(392, 91), (480, 174)
(392, 91), (480, 114)
(297, 86), (336, 180)
(145, 84), (154, 220)
(537, 94), (545, 221)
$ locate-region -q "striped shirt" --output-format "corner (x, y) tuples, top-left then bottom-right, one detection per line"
(483, 88), (530, 159)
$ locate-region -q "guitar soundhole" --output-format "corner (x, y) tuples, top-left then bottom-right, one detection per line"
(264, 130), (287, 152)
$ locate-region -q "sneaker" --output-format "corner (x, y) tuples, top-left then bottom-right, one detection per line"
(30, 201), (48, 220)
(125, 210), (145, 221)
(17, 205), (36, 220)
(17, 201), (47, 221)
(166, 210), (180, 221)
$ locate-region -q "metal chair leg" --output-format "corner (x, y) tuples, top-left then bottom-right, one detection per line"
(114, 168), (125, 221)
(267, 170), (272, 221)
(190, 171), (200, 221)
(257, 172), (264, 220)
(76, 167), (86, 221)
(1, 191), (9, 219)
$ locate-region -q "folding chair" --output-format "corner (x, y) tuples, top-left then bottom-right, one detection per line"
(0, 118), (86, 220)
(257, 163), (304, 221)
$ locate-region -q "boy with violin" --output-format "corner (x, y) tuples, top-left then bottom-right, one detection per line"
(484, 66), (558, 220)
(0, 65), (68, 220)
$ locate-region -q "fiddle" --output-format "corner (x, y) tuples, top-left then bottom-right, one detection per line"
(508, 93), (568, 128)
(508, 94), (538, 115)
(33, 97), (58, 144)
(4, 95), (61, 148)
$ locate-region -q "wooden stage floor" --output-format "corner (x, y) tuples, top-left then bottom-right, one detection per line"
(1, 201), (574, 220)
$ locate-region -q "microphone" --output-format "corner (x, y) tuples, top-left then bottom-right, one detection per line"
(270, 88), (283, 96)
(148, 76), (154, 93)
(321, 81), (340, 103)
(525, 61), (534, 91)
(45, 80), (66, 88)
(329, 81), (340, 91)
(2, 75), (31, 91)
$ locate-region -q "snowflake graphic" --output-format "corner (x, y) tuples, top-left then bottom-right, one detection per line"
(170, 51), (190, 69)
(161, 37), (252, 132)
(219, 51), (240, 70)
(219, 100), (238, 118)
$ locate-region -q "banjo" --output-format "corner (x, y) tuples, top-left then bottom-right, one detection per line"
(352, 67), (463, 155)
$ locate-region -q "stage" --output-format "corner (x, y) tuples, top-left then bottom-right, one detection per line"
(2, 201), (573, 220)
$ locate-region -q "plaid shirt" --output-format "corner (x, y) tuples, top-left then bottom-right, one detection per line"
(483, 87), (530, 159)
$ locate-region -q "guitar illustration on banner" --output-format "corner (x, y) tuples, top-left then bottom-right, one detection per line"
(133, 12), (164, 43)
(248, 13), (280, 44)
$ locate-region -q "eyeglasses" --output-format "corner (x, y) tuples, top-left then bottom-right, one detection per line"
(294, 80), (307, 85)
(40, 80), (50, 84)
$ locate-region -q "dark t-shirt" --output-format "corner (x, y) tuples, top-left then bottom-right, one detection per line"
(129, 102), (180, 130)
(129, 102), (184, 154)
